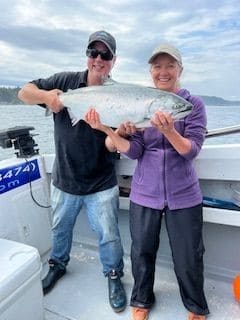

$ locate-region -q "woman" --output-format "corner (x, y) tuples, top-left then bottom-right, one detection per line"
(85, 43), (209, 320)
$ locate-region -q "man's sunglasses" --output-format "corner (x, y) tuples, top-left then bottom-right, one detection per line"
(86, 48), (114, 61)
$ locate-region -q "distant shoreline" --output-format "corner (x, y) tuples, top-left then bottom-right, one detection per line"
(197, 95), (240, 107)
(1, 102), (240, 107)
(1, 100), (240, 107)
(0, 87), (239, 106)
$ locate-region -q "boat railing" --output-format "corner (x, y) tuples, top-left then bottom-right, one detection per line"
(43, 144), (240, 227)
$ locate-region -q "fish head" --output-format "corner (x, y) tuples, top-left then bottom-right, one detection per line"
(170, 101), (193, 119)
(147, 94), (193, 120)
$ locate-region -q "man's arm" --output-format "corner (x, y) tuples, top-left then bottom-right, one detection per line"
(18, 83), (63, 113)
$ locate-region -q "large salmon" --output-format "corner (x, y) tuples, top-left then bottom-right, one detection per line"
(59, 79), (193, 127)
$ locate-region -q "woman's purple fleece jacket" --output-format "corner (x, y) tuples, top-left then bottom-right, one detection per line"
(123, 89), (207, 210)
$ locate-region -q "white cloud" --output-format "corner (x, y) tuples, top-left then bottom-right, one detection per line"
(0, 0), (239, 100)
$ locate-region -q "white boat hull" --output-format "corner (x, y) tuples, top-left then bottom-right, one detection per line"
(0, 144), (240, 319)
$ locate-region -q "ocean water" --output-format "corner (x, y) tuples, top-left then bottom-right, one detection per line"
(0, 104), (240, 161)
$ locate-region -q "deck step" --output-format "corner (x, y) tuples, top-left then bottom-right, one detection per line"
(44, 245), (239, 320)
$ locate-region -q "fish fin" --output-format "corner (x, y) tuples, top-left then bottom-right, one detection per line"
(67, 108), (81, 126)
(71, 118), (80, 126)
(102, 77), (117, 86)
(45, 108), (53, 117)
(134, 119), (151, 128)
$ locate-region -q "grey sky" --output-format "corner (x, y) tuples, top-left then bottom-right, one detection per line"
(1, 0), (239, 100)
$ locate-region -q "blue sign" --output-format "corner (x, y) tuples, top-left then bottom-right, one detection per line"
(0, 159), (41, 194)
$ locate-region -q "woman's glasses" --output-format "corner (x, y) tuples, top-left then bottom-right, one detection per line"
(86, 48), (114, 61)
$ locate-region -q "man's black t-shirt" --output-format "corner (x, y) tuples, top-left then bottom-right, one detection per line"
(32, 70), (118, 195)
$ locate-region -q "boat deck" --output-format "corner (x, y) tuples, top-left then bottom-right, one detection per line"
(1, 148), (240, 320)
(43, 243), (239, 320)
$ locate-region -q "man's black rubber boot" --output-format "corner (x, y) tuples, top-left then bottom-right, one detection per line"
(108, 270), (127, 312)
(42, 260), (66, 295)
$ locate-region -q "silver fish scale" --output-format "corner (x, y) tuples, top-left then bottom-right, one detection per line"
(59, 81), (193, 127)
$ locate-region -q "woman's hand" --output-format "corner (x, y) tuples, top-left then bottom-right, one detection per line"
(151, 111), (174, 134)
(117, 121), (137, 137)
(84, 108), (109, 132)
(151, 110), (191, 155)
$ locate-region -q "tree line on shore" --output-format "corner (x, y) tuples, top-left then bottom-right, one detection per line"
(0, 87), (23, 104)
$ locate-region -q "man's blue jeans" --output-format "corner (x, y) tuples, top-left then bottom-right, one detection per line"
(50, 184), (124, 276)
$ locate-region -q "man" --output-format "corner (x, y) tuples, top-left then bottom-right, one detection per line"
(18, 30), (126, 313)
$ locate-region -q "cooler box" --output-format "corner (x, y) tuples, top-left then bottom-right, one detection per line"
(0, 239), (44, 320)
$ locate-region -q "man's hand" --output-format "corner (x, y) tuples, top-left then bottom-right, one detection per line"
(117, 121), (137, 137)
(43, 89), (63, 113)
